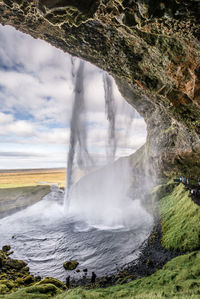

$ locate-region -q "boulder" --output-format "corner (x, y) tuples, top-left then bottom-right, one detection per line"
(63, 260), (79, 270)
(2, 245), (11, 253)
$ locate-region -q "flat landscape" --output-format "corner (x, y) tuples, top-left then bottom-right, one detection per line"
(0, 168), (66, 188)
(0, 168), (66, 218)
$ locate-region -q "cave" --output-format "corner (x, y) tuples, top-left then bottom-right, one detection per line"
(0, 0), (199, 180)
(0, 0), (200, 297)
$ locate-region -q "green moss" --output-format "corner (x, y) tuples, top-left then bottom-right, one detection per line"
(63, 260), (79, 270)
(23, 275), (35, 285)
(0, 283), (62, 298)
(0, 284), (9, 295)
(160, 184), (200, 251)
(38, 277), (66, 290)
(2, 245), (11, 253)
(6, 259), (27, 270)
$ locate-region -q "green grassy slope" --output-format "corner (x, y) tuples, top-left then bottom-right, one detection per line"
(160, 183), (200, 251)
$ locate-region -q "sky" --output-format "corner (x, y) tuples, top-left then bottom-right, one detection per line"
(0, 24), (147, 170)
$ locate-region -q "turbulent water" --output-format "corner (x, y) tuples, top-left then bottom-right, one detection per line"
(0, 183), (153, 282)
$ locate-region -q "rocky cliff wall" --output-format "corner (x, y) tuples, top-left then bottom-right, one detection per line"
(0, 0), (199, 178)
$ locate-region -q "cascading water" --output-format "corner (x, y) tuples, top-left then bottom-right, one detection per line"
(103, 73), (117, 161)
(65, 59), (91, 207)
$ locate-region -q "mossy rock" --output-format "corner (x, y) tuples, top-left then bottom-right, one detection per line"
(2, 245), (11, 253)
(16, 277), (24, 285)
(0, 257), (3, 268)
(17, 283), (62, 297)
(0, 250), (7, 268)
(63, 260), (79, 270)
(23, 275), (35, 285)
(6, 259), (27, 270)
(37, 277), (67, 290)
(0, 284), (9, 295)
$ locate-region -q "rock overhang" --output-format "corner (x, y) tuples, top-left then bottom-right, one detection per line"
(0, 0), (199, 177)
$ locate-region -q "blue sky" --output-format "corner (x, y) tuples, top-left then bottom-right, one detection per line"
(0, 24), (146, 169)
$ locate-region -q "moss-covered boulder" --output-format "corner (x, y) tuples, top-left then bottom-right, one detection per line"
(5, 258), (27, 270)
(37, 277), (67, 290)
(2, 245), (11, 253)
(63, 260), (79, 270)
(0, 284), (9, 295)
(0, 245), (68, 296)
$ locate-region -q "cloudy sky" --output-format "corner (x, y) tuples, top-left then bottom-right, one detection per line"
(0, 24), (146, 170)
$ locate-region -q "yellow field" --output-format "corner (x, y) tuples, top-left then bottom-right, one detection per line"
(0, 169), (66, 188)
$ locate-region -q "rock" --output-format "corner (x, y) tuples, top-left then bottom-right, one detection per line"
(6, 259), (27, 270)
(16, 277), (24, 285)
(2, 245), (11, 253)
(83, 268), (88, 273)
(38, 277), (67, 290)
(63, 260), (79, 270)
(35, 276), (42, 282)
(23, 275), (34, 285)
(0, 284), (9, 295)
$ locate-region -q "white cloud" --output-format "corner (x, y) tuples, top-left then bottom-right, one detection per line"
(33, 128), (69, 145)
(7, 120), (34, 137)
(0, 24), (147, 169)
(0, 111), (13, 124)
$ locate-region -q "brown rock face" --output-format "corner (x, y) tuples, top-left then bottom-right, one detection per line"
(0, 0), (199, 178)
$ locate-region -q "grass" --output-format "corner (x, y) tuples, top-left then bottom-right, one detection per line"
(2, 251), (200, 299)
(0, 169), (66, 188)
(0, 185), (51, 215)
(160, 183), (200, 251)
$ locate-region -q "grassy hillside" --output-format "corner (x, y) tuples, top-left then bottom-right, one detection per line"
(160, 183), (200, 251)
(0, 185), (51, 218)
(1, 183), (200, 299)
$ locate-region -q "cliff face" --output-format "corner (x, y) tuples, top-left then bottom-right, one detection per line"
(0, 0), (199, 178)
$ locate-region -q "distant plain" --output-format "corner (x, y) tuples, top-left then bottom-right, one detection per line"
(0, 168), (66, 188)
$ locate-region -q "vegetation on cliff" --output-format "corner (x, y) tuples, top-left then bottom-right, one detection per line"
(161, 183), (200, 251)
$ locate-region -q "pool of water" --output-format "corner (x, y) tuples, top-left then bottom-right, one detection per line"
(0, 186), (153, 281)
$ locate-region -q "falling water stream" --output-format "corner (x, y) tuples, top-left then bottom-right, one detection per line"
(65, 60), (91, 205)
(0, 58), (154, 282)
(103, 73), (117, 161)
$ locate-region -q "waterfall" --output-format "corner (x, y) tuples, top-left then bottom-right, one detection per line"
(65, 64), (137, 211)
(103, 73), (117, 161)
(65, 59), (90, 207)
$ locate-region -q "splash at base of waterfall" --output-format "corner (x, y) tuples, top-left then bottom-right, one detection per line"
(0, 185), (153, 282)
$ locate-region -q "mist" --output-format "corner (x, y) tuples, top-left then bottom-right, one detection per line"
(68, 157), (153, 229)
